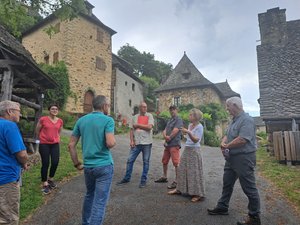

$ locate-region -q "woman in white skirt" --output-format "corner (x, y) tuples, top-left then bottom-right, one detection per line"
(168, 108), (205, 202)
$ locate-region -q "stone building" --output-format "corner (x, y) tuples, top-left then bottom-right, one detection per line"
(112, 54), (144, 125)
(257, 7), (300, 133)
(154, 52), (240, 112)
(21, 1), (116, 113)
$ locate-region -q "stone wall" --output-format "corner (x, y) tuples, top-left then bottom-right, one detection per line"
(257, 8), (300, 120)
(157, 87), (222, 112)
(113, 68), (144, 124)
(22, 17), (113, 113)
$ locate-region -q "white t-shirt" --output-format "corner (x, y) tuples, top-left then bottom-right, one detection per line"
(185, 123), (203, 147)
(130, 112), (154, 145)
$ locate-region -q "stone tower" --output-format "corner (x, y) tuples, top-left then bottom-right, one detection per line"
(257, 7), (300, 132)
(258, 7), (287, 46)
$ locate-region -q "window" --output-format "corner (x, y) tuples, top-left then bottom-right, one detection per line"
(182, 72), (191, 79)
(44, 55), (49, 64)
(53, 52), (59, 64)
(96, 28), (104, 43)
(54, 23), (60, 33)
(129, 99), (132, 107)
(125, 81), (127, 86)
(132, 83), (135, 91)
(96, 56), (106, 70)
(173, 96), (181, 107)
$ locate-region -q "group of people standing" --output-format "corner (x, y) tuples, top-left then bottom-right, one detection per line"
(116, 102), (206, 204)
(0, 95), (261, 225)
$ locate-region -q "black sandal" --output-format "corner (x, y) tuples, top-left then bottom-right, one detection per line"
(154, 177), (168, 183)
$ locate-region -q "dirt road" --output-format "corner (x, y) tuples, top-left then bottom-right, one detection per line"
(22, 134), (300, 225)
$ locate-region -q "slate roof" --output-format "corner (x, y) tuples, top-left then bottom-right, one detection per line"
(252, 116), (265, 127)
(0, 24), (57, 89)
(257, 9), (300, 119)
(112, 54), (144, 85)
(215, 81), (240, 98)
(155, 53), (239, 99)
(155, 53), (212, 92)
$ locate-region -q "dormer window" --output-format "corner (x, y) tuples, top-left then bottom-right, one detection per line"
(182, 72), (191, 79)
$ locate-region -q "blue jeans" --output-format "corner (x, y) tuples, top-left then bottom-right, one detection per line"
(124, 144), (152, 183)
(82, 164), (114, 225)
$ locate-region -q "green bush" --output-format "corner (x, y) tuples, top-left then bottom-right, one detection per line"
(256, 131), (267, 139)
(115, 124), (130, 134)
(59, 111), (77, 130)
(203, 130), (220, 147)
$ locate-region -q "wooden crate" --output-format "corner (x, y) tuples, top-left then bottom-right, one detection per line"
(272, 131), (300, 165)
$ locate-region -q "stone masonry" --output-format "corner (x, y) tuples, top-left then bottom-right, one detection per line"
(157, 87), (222, 113)
(257, 7), (300, 120)
(22, 16), (114, 113)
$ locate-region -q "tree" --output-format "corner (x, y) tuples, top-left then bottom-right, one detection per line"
(0, 0), (37, 38)
(139, 76), (159, 102)
(39, 61), (70, 109)
(0, 0), (86, 38)
(199, 103), (228, 131)
(117, 43), (173, 84)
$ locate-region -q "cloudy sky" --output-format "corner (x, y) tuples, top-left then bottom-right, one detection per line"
(89, 0), (300, 116)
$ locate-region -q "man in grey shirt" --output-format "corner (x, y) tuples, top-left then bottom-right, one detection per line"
(207, 97), (261, 225)
(155, 105), (183, 189)
(116, 102), (154, 188)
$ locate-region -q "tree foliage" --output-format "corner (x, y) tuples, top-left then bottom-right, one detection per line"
(0, 0), (38, 38)
(0, 0), (86, 38)
(199, 103), (228, 131)
(117, 43), (173, 84)
(139, 76), (159, 102)
(39, 61), (70, 109)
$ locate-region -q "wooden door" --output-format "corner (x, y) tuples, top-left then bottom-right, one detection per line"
(83, 91), (94, 113)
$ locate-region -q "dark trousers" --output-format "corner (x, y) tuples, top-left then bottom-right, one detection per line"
(39, 143), (60, 182)
(217, 152), (261, 216)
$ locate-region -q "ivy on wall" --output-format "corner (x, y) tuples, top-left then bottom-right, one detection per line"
(39, 61), (70, 109)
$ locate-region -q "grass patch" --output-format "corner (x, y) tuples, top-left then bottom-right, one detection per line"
(256, 147), (300, 210)
(20, 135), (82, 220)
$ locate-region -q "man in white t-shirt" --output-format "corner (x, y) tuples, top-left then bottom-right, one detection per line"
(116, 102), (154, 188)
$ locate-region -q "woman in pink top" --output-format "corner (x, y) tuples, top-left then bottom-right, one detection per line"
(35, 104), (63, 194)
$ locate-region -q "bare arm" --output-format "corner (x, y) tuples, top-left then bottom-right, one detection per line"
(162, 129), (167, 139)
(221, 136), (247, 150)
(68, 136), (82, 170)
(15, 150), (28, 169)
(106, 133), (116, 149)
(35, 120), (42, 138)
(130, 128), (135, 147)
(133, 123), (153, 131)
(168, 128), (180, 140)
(181, 127), (199, 143)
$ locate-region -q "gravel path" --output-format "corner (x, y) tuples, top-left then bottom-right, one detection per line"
(21, 134), (300, 225)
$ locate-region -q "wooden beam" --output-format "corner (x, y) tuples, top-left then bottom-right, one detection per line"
(11, 95), (41, 110)
(12, 92), (37, 99)
(0, 59), (23, 68)
(14, 71), (40, 89)
(1, 69), (13, 101)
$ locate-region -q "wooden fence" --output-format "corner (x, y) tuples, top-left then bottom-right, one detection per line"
(273, 131), (300, 165)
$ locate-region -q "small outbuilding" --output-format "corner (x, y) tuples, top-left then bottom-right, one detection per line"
(0, 24), (57, 152)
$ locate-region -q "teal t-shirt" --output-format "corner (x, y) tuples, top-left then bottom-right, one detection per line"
(72, 112), (115, 168)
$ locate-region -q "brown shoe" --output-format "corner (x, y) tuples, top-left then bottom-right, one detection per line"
(168, 189), (181, 195)
(237, 215), (261, 225)
(191, 196), (205, 203)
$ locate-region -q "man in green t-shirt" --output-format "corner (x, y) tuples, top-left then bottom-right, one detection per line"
(68, 95), (116, 225)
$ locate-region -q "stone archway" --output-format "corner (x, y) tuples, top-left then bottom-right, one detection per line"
(83, 90), (94, 113)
